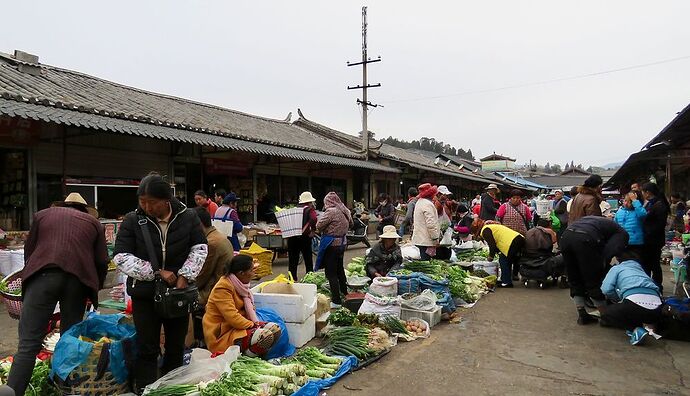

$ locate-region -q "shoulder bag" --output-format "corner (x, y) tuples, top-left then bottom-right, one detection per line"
(138, 215), (199, 319)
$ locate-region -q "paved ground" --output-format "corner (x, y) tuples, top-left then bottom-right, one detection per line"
(1, 243), (689, 395)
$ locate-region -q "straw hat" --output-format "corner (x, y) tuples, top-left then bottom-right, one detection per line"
(379, 225), (399, 239)
(485, 183), (499, 191)
(64, 193), (99, 218)
(299, 191), (316, 204)
(64, 192), (88, 206)
(438, 185), (452, 195)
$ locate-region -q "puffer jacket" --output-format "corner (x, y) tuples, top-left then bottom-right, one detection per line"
(568, 186), (602, 223)
(114, 198), (208, 298)
(316, 192), (353, 246)
(412, 197), (441, 247)
(601, 260), (660, 301)
(614, 200), (647, 245)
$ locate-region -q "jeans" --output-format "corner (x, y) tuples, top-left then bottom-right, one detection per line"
(7, 269), (88, 396)
(323, 245), (347, 304)
(497, 236), (525, 285)
(131, 297), (189, 392)
(641, 243), (664, 290)
(287, 235), (313, 281)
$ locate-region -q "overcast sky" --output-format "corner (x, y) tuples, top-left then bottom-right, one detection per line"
(3, 1), (690, 166)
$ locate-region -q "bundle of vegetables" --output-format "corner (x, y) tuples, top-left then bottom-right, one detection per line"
(380, 316), (409, 336)
(367, 328), (392, 352)
(0, 279), (19, 296)
(454, 248), (489, 262)
(324, 326), (377, 361)
(284, 347), (343, 380)
(446, 265), (491, 303)
(471, 269), (490, 278)
(301, 272), (330, 296)
(356, 313), (379, 327)
(273, 205), (296, 212)
(344, 257), (366, 277)
(201, 356), (308, 396)
(327, 308), (357, 327)
(403, 260), (444, 276)
(144, 384), (199, 396)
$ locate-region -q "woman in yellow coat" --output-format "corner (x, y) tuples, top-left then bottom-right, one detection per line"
(481, 222), (526, 289)
(203, 255), (281, 357)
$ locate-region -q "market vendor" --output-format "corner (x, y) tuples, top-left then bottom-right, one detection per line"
(195, 190), (219, 218)
(519, 218), (565, 284)
(365, 225), (403, 278)
(214, 192), (244, 252)
(481, 222), (526, 288)
(203, 255), (282, 357)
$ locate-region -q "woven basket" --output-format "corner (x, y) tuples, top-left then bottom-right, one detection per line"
(54, 342), (130, 395)
(1, 271), (23, 320)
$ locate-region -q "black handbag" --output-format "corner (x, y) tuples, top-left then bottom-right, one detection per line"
(138, 216), (199, 319)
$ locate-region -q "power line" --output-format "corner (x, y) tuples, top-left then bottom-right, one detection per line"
(383, 54), (690, 104)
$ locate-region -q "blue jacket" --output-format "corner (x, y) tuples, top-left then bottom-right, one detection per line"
(601, 260), (659, 301)
(614, 200), (647, 245)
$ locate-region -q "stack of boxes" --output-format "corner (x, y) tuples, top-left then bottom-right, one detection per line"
(251, 282), (317, 347)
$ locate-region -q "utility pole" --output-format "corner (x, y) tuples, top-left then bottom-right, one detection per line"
(347, 6), (381, 160)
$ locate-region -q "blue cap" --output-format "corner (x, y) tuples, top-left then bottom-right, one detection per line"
(223, 192), (240, 204)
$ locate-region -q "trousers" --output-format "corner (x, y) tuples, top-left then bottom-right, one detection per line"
(287, 235), (313, 281)
(560, 229), (606, 301)
(131, 297), (189, 392)
(7, 269), (88, 396)
(600, 299), (662, 331)
(323, 245), (347, 304)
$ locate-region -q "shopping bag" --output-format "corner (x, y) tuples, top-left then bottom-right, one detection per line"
(212, 219), (234, 237)
(439, 227), (454, 246)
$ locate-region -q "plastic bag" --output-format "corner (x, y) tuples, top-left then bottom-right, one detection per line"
(439, 227), (454, 246)
(368, 276), (398, 297)
(401, 289), (438, 311)
(358, 292), (401, 319)
(400, 244), (421, 260)
(256, 308), (295, 359)
(143, 346), (240, 394)
(256, 273), (294, 291)
(51, 313), (136, 384)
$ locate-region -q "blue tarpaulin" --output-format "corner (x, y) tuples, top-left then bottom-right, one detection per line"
(292, 356), (357, 396)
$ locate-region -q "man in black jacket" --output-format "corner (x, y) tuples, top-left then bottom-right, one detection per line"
(114, 173), (208, 392)
(479, 184), (500, 221)
(560, 216), (628, 325)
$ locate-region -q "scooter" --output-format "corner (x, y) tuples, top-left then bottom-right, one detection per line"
(347, 213), (371, 248)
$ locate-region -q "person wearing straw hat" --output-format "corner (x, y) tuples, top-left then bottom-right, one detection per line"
(365, 225), (403, 279)
(479, 183), (501, 221)
(287, 191), (318, 281)
(6, 193), (109, 396)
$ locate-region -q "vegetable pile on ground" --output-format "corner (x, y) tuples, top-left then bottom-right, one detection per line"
(446, 266), (495, 303)
(201, 356), (308, 396)
(324, 326), (377, 361)
(402, 260), (446, 278)
(284, 347), (343, 380)
(454, 248), (489, 262)
(380, 316), (409, 336)
(404, 319), (427, 337)
(0, 358), (59, 396)
(327, 308), (357, 327)
(301, 271), (330, 296)
(144, 384), (199, 396)
(344, 257), (366, 277)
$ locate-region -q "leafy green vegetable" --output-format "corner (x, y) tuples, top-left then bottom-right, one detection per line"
(0, 280), (19, 296)
(327, 308), (357, 326)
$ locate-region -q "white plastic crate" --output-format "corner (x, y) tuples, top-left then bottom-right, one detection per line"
(250, 282), (317, 323)
(285, 314), (316, 348)
(400, 306), (442, 328)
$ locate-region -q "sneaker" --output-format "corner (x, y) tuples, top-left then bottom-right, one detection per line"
(627, 327), (648, 346)
(497, 283), (514, 288)
(330, 302), (342, 309)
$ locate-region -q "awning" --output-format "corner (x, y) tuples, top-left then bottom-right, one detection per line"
(0, 99), (400, 173)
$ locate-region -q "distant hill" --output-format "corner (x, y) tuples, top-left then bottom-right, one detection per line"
(381, 136), (475, 160)
(600, 161), (624, 170)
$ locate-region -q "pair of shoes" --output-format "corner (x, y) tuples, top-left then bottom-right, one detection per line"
(577, 308), (598, 325)
(497, 283), (514, 288)
(330, 302), (342, 309)
(627, 327), (648, 346)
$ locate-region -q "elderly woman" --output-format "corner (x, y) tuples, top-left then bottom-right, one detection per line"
(365, 225), (403, 279)
(203, 255), (281, 357)
(316, 192), (353, 308)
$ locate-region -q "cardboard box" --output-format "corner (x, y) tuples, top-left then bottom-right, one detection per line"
(251, 282), (317, 323)
(285, 314), (316, 348)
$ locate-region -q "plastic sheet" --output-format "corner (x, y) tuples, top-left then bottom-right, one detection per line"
(256, 308), (296, 359)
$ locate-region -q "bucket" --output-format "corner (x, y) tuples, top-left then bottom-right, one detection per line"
(472, 261), (498, 276)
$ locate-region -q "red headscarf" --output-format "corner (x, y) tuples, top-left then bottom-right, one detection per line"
(418, 183), (438, 200)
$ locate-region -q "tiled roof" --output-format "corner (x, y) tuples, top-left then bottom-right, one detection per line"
(0, 98), (399, 173)
(0, 51), (365, 159)
(294, 112), (496, 185)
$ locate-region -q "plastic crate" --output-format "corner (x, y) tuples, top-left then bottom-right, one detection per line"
(285, 314), (316, 348)
(400, 306), (442, 328)
(250, 282), (317, 323)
